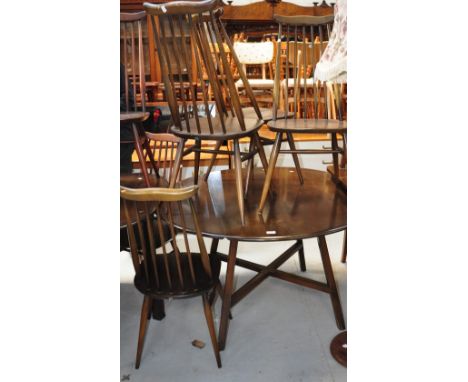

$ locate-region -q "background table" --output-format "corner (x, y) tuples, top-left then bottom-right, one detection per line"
(178, 167), (347, 350)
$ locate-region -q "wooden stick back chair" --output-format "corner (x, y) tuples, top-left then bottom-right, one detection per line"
(144, 0), (268, 225)
(121, 12), (159, 186)
(258, 15), (347, 213)
(121, 185), (222, 369)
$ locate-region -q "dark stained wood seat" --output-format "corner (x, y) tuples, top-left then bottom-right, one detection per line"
(134, 253), (221, 298)
(171, 116), (263, 140)
(121, 185), (222, 369)
(268, 118), (346, 133)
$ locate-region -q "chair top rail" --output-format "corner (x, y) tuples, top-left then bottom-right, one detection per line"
(144, 0), (221, 16)
(120, 11), (146, 22)
(273, 14), (334, 26)
(120, 185), (199, 202)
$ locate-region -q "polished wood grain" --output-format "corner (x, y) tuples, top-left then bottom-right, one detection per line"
(268, 118), (346, 133)
(179, 168), (346, 241)
(330, 331), (347, 367)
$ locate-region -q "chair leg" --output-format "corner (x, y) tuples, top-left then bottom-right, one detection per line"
(135, 295), (153, 369)
(131, 123), (151, 187)
(204, 141), (223, 181)
(141, 134), (160, 176)
(258, 132), (282, 214)
(252, 132), (269, 173)
(298, 239), (306, 271)
(244, 139), (254, 198)
(341, 229), (347, 263)
(286, 132), (304, 185)
(193, 139), (201, 185)
(169, 138), (186, 188)
(233, 139), (245, 225)
(331, 132), (340, 180)
(202, 293), (222, 368)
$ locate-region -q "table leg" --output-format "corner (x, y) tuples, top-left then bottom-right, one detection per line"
(341, 229), (347, 263)
(151, 298), (166, 321)
(317, 235), (346, 330)
(218, 239), (238, 351)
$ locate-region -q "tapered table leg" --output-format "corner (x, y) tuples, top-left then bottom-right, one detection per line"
(151, 299), (166, 320)
(318, 235), (346, 330)
(218, 240), (238, 351)
(341, 229), (347, 263)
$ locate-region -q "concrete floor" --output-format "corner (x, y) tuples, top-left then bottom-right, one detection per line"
(120, 231), (346, 382)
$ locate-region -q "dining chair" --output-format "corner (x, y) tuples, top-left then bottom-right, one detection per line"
(234, 41), (275, 104)
(120, 185), (222, 369)
(144, 0), (268, 225)
(121, 11), (159, 186)
(257, 15), (347, 213)
(143, 132), (185, 183)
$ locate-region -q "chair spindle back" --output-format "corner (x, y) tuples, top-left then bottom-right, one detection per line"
(144, 0), (262, 136)
(121, 185), (214, 295)
(121, 12), (147, 113)
(272, 15), (337, 121)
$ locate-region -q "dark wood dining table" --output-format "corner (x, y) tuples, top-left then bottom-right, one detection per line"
(175, 167), (347, 350)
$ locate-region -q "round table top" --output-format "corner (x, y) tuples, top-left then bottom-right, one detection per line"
(178, 167), (347, 242)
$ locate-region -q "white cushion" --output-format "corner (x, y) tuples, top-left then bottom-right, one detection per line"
(236, 78), (274, 89)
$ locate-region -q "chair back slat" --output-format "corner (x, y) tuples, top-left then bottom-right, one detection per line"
(146, 0), (261, 136)
(121, 12), (147, 112)
(176, 201), (197, 284)
(272, 14), (336, 121)
(145, 133), (183, 183)
(219, 18), (263, 120)
(121, 185), (215, 295)
(134, 201), (150, 283)
(177, 14), (202, 131)
(143, 202), (160, 287)
(187, 15), (215, 133)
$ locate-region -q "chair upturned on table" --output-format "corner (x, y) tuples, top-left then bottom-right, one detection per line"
(121, 185), (223, 369)
(257, 15), (347, 214)
(144, 0), (269, 225)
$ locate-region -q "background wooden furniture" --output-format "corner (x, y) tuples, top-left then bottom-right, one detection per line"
(120, 0), (334, 84)
(144, 0), (268, 225)
(234, 41), (275, 108)
(174, 167), (346, 351)
(121, 185), (222, 368)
